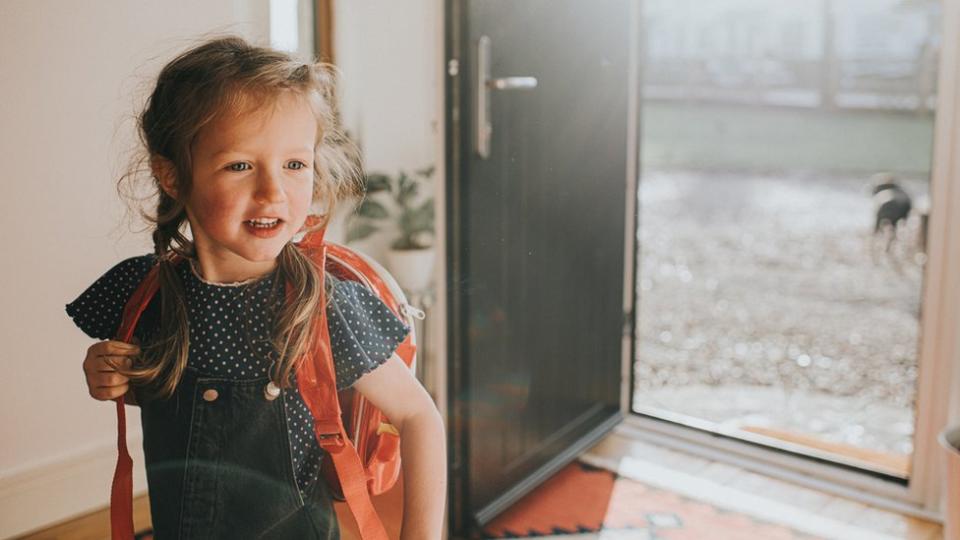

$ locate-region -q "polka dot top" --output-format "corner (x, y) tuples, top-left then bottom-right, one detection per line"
(65, 254), (411, 497)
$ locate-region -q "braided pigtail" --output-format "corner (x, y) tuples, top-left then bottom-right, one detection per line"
(269, 240), (328, 388)
(105, 193), (193, 401)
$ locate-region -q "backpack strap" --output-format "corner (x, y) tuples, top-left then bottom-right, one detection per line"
(110, 260), (166, 540)
(294, 225), (390, 540)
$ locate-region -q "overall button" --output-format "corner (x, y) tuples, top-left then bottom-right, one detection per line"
(263, 381), (280, 401)
(202, 388), (219, 402)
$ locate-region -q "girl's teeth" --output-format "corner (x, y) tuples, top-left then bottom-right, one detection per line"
(247, 219), (279, 228)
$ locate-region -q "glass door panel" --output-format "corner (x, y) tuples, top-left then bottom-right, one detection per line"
(632, 0), (941, 479)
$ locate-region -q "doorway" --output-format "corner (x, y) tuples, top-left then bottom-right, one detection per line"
(629, 0), (944, 509)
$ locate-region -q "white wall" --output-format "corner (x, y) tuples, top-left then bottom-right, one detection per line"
(334, 0), (441, 172)
(331, 0), (445, 258)
(0, 1), (270, 537)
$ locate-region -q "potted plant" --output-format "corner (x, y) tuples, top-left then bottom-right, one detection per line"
(347, 165), (436, 293)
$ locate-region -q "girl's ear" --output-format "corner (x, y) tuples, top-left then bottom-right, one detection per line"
(151, 156), (179, 199)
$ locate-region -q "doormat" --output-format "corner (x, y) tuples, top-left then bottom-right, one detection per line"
(480, 461), (821, 539)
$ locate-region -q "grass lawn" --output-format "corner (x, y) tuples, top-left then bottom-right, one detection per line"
(640, 100), (936, 177)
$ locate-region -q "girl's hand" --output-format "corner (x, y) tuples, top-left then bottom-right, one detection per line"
(82, 340), (140, 401)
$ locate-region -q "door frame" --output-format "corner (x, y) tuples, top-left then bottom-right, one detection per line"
(314, 0), (334, 63)
(624, 0), (960, 522)
(443, 0), (466, 534)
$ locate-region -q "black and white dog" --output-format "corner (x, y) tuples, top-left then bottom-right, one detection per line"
(871, 172), (912, 237)
(869, 172), (928, 266)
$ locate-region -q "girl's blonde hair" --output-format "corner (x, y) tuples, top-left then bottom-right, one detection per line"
(116, 35), (363, 400)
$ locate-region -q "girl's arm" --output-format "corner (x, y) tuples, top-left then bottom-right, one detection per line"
(353, 353), (446, 540)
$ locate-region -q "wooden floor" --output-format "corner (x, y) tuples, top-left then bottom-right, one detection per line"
(17, 495), (154, 540)
(18, 432), (943, 539)
(14, 478), (403, 540)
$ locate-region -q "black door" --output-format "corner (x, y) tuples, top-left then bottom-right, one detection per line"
(446, 0), (636, 536)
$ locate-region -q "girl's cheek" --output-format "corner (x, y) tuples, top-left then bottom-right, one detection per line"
(193, 190), (241, 227)
(289, 181), (314, 212)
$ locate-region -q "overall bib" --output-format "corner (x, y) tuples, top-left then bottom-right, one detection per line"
(140, 367), (340, 539)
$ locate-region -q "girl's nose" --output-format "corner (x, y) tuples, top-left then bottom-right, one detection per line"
(253, 169), (287, 204)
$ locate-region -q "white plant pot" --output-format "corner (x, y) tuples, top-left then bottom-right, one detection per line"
(385, 247), (435, 294)
(940, 425), (960, 539)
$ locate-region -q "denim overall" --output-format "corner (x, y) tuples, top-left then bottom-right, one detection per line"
(139, 367), (340, 539)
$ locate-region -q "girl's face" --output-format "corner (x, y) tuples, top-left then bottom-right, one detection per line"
(183, 91), (317, 283)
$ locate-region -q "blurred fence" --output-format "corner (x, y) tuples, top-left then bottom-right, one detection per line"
(641, 0), (941, 113)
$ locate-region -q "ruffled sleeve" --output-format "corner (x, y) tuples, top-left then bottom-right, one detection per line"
(65, 254), (157, 341)
(326, 275), (412, 390)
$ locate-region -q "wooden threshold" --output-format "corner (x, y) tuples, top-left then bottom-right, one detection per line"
(740, 424), (911, 477)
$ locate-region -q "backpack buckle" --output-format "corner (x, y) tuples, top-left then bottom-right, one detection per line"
(316, 431), (346, 452)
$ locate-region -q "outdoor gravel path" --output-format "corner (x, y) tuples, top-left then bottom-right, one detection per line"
(633, 169), (927, 458)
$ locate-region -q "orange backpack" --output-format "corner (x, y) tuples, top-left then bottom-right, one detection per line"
(109, 219), (421, 540)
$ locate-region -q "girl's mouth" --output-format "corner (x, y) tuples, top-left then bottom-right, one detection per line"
(244, 218), (284, 238)
(245, 218), (281, 229)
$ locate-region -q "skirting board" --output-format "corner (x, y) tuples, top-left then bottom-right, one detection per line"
(0, 434), (147, 539)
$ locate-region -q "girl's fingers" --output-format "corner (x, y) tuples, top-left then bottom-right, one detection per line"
(98, 340), (140, 356)
(97, 372), (129, 387)
(91, 383), (129, 401)
(96, 355), (134, 372)
(84, 341), (139, 401)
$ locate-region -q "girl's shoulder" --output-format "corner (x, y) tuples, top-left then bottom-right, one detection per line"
(324, 273), (412, 390)
(65, 254), (158, 341)
(324, 273), (408, 333)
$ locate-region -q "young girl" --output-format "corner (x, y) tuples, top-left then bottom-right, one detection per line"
(65, 36), (445, 539)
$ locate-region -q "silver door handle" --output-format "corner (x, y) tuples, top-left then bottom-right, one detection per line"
(488, 77), (538, 90)
(476, 35), (538, 159)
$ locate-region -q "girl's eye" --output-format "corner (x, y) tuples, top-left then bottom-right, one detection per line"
(287, 160), (309, 170)
(227, 163), (251, 172)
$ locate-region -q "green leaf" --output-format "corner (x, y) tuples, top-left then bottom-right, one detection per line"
(399, 204), (431, 234)
(364, 173), (392, 193)
(346, 221), (379, 243)
(414, 164), (435, 178)
(414, 197), (434, 218)
(391, 236), (416, 250)
(404, 200), (433, 231)
(356, 198), (390, 219)
(397, 173), (418, 207)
